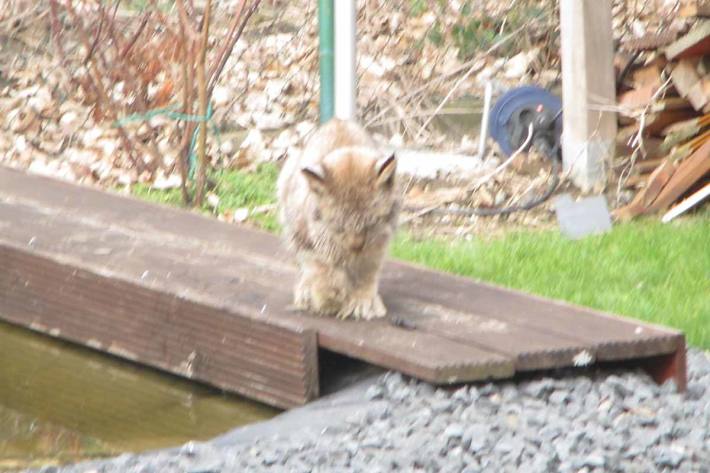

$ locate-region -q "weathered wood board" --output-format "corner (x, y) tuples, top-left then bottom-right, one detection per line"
(0, 167), (687, 408)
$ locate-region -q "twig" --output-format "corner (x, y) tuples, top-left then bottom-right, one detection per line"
(616, 75), (673, 201)
(177, 7), (192, 205)
(468, 123), (534, 191)
(194, 0), (212, 207)
(207, 0), (262, 97)
(83, 3), (106, 65)
(207, 0), (248, 92)
(120, 10), (151, 59)
(364, 23), (530, 130)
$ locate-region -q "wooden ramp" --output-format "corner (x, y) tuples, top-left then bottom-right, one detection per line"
(0, 167), (686, 409)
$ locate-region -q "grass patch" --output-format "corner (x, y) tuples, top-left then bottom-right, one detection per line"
(131, 167), (708, 347)
(392, 214), (710, 349)
(132, 164), (280, 231)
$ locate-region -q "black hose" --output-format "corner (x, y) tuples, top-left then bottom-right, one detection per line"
(435, 139), (561, 217)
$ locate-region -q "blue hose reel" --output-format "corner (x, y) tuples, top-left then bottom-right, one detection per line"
(488, 85), (563, 158)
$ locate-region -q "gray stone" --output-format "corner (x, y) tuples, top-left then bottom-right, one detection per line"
(443, 423), (465, 440)
(39, 348), (710, 473)
(554, 193), (612, 239)
(365, 384), (384, 400)
(655, 447), (687, 468)
(549, 389), (569, 405)
(430, 399), (455, 414)
(391, 386), (412, 402)
(581, 451), (606, 468)
(365, 404), (390, 422)
(686, 382), (706, 401)
(261, 451), (281, 466)
(523, 379), (555, 398)
(452, 386), (469, 401)
(527, 454), (557, 473)
(467, 386), (481, 401)
(468, 435), (486, 454)
(461, 464), (482, 473)
(382, 371), (404, 390)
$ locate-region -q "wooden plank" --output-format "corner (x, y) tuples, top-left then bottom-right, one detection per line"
(671, 59), (709, 111)
(383, 262), (683, 363)
(680, 0), (710, 18)
(631, 63), (663, 89)
(0, 171), (622, 374)
(660, 113), (710, 136)
(622, 31), (678, 51)
(616, 125), (665, 160)
(645, 108), (701, 136)
(0, 166), (688, 403)
(646, 139), (710, 212)
(380, 296), (590, 372)
(0, 174), (514, 387)
(559, 0), (617, 190)
(618, 83), (660, 110)
(0, 244), (318, 410)
(665, 19), (710, 60)
(636, 157), (668, 172)
(613, 160), (677, 220)
(661, 115), (710, 153)
(662, 181), (710, 222)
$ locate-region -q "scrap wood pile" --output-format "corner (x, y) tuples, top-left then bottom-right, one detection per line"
(614, 14), (710, 222)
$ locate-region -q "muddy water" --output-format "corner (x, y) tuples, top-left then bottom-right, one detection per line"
(0, 321), (277, 470)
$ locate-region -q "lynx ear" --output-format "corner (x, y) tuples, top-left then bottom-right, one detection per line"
(375, 153), (396, 188)
(301, 165), (328, 194)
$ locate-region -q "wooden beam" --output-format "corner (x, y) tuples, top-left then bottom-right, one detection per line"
(665, 20), (710, 60)
(559, 0), (618, 191)
(680, 0), (710, 18)
(646, 139), (710, 212)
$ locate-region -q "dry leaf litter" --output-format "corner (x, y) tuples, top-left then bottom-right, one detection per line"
(0, 0), (702, 237)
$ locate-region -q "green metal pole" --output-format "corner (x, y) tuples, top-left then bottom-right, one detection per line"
(318, 0), (334, 124)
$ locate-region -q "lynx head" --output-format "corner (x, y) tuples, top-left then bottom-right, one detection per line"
(301, 146), (398, 253)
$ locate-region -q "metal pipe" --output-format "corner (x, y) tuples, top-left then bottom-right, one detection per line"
(318, 0), (334, 123)
(334, 0), (357, 120)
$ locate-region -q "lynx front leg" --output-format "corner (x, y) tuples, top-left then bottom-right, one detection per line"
(296, 256), (348, 316)
(337, 253), (387, 320)
(293, 270), (311, 311)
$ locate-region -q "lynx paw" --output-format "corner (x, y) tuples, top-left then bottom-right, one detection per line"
(293, 288), (309, 311)
(337, 293), (387, 320)
(294, 271), (347, 316)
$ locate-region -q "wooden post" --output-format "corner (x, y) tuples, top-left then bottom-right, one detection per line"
(559, 0), (617, 191)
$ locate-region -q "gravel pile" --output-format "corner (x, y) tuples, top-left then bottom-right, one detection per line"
(38, 349), (709, 473)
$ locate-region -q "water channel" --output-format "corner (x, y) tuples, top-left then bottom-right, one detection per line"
(0, 321), (277, 471)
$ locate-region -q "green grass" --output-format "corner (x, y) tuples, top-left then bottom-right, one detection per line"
(392, 215), (710, 349)
(131, 167), (709, 348)
(132, 164), (279, 231)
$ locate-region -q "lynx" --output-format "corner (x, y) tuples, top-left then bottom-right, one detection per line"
(277, 119), (400, 319)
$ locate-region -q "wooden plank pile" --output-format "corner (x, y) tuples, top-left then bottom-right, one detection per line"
(615, 12), (710, 221)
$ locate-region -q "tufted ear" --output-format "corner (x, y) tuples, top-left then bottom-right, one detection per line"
(301, 165), (328, 194)
(375, 152), (396, 188)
